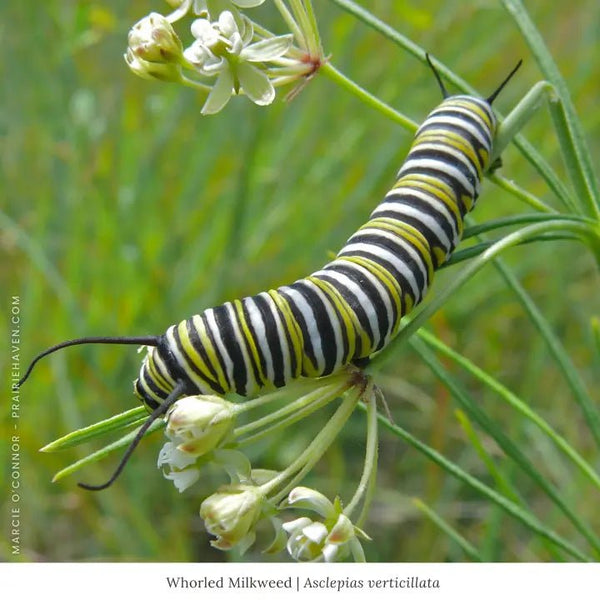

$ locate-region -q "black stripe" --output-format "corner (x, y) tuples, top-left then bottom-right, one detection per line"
(324, 262), (397, 352)
(339, 242), (424, 304)
(202, 312), (233, 393)
(397, 164), (473, 217)
(281, 282), (340, 376)
(171, 321), (223, 394)
(185, 318), (224, 393)
(416, 120), (490, 170)
(382, 187), (459, 246)
(253, 293), (286, 388)
(348, 230), (430, 290)
(315, 272), (372, 357)
(407, 147), (478, 193)
(134, 378), (160, 410)
(212, 303), (248, 395)
(236, 300), (266, 389)
(424, 107), (493, 149)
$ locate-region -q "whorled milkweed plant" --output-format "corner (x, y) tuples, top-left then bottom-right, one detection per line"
(10, 0), (599, 562)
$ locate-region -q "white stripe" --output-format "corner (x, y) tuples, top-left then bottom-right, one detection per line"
(225, 302), (257, 395)
(152, 333), (178, 386)
(164, 323), (207, 391)
(377, 188), (457, 251)
(312, 267), (381, 352)
(333, 258), (396, 346)
(350, 226), (430, 297)
(411, 141), (480, 194)
(398, 156), (475, 197)
(138, 353), (168, 402)
(243, 295), (275, 386)
(204, 307), (235, 390)
(300, 278), (345, 370)
(279, 285), (326, 374)
(416, 113), (491, 149)
(340, 241), (423, 302)
(263, 292), (293, 383)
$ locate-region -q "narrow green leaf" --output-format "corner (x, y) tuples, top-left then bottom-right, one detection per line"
(369, 408), (592, 561)
(454, 409), (522, 505)
(413, 497), (483, 561)
(501, 0), (600, 218)
(412, 336), (600, 556)
(51, 419), (165, 482)
(420, 329), (600, 491)
(41, 406), (148, 452)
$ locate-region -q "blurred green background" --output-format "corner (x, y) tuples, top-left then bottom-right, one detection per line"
(1, 0), (599, 561)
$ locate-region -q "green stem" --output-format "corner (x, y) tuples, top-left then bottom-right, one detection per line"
(487, 173), (556, 213)
(320, 62), (417, 131)
(411, 336), (600, 557)
(344, 383), (378, 518)
(492, 81), (554, 162)
(412, 497), (484, 561)
(235, 378), (351, 444)
(273, 0), (304, 48)
(263, 386), (361, 504)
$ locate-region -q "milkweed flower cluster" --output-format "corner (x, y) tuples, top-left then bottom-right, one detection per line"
(125, 0), (325, 114)
(154, 368), (380, 561)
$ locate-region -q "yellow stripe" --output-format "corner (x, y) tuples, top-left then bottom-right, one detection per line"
(146, 352), (171, 393)
(397, 174), (464, 239)
(361, 217), (435, 282)
(339, 255), (405, 338)
(416, 129), (484, 178)
(446, 98), (495, 132)
(233, 298), (266, 386)
(308, 275), (372, 361)
(267, 289), (306, 378)
(190, 314), (229, 392)
(176, 320), (220, 388)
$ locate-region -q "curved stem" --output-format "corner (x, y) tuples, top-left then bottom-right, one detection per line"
(320, 62), (417, 132)
(344, 382), (378, 518)
(261, 385), (362, 503)
(235, 378), (352, 444)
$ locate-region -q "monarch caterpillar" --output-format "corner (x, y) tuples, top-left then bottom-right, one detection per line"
(20, 55), (522, 490)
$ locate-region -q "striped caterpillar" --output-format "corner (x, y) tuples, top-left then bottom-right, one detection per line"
(20, 55), (521, 489)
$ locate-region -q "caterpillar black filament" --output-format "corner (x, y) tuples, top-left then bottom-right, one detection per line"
(20, 55), (522, 490)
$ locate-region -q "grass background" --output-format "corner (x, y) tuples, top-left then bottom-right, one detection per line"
(2, 0), (599, 561)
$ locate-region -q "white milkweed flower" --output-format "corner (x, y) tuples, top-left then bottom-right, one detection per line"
(200, 484), (266, 551)
(183, 10), (293, 114)
(157, 395), (236, 492)
(282, 487), (369, 562)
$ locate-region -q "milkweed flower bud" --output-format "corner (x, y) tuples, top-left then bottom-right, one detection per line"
(157, 395), (236, 491)
(125, 48), (183, 82)
(128, 12), (184, 64)
(166, 394), (236, 455)
(200, 484), (265, 551)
